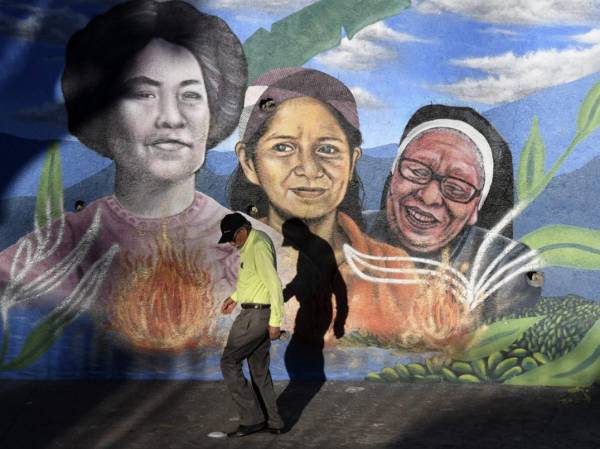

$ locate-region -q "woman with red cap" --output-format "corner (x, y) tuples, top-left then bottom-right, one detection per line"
(228, 68), (441, 350)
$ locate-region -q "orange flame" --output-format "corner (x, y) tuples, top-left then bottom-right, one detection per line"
(403, 250), (474, 352)
(107, 230), (217, 352)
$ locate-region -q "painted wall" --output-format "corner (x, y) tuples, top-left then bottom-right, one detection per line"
(1, 0), (600, 387)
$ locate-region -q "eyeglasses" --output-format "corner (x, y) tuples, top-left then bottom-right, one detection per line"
(398, 158), (481, 203)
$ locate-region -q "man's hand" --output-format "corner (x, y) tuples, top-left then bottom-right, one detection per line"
(221, 297), (237, 315)
(268, 326), (281, 340)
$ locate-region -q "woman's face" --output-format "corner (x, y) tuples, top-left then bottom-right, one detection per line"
(386, 128), (484, 254)
(238, 97), (361, 222)
(105, 38), (210, 183)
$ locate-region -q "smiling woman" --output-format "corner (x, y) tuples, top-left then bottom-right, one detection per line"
(369, 104), (542, 323)
(0, 0), (248, 354)
(228, 68), (446, 347)
(103, 39), (211, 214)
(238, 96), (361, 228)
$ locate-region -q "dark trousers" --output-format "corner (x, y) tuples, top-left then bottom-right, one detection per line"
(220, 308), (283, 428)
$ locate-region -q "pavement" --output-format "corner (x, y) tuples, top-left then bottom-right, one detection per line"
(1, 380), (598, 449)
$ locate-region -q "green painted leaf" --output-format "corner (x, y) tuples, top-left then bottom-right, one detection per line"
(243, 0), (411, 82)
(506, 318), (600, 386)
(455, 316), (544, 362)
(34, 141), (63, 229)
(517, 116), (545, 202)
(0, 307), (75, 371)
(576, 80), (600, 141)
(519, 225), (600, 270)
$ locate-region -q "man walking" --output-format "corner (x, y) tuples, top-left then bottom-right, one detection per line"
(218, 212), (285, 437)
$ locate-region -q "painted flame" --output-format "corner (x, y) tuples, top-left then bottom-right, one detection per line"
(107, 230), (217, 352)
(403, 250), (474, 352)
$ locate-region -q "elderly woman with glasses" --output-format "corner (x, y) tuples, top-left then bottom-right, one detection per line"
(227, 68), (494, 352)
(370, 104), (542, 323)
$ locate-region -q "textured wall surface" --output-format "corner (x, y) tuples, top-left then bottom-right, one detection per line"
(1, 0), (599, 387)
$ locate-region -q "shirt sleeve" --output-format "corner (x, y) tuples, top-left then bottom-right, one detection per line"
(253, 240), (284, 327)
(229, 249), (241, 303)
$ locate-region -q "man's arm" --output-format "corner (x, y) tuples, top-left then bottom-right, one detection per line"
(254, 240), (284, 338)
(221, 281), (240, 314)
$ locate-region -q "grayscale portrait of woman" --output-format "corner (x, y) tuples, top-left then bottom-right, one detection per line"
(0, 0), (247, 355)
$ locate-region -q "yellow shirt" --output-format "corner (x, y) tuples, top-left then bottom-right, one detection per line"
(230, 228), (284, 327)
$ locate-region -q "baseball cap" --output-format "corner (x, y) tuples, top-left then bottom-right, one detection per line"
(238, 67), (360, 143)
(218, 212), (250, 243)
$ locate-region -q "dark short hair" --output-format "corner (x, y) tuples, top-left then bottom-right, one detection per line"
(228, 101), (365, 226)
(62, 0), (247, 155)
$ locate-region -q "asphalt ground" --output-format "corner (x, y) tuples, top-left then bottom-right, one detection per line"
(1, 380), (598, 449)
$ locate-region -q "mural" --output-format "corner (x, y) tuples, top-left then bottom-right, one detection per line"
(1, 0), (600, 387)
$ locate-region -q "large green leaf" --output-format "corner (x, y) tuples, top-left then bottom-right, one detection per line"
(576, 79), (600, 141)
(517, 116), (545, 202)
(454, 316), (544, 362)
(519, 225), (600, 270)
(0, 243), (118, 371)
(506, 318), (600, 386)
(243, 0), (411, 82)
(526, 81), (600, 201)
(34, 141), (63, 229)
(0, 307), (76, 371)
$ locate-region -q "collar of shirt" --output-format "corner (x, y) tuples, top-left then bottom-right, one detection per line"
(240, 228), (257, 255)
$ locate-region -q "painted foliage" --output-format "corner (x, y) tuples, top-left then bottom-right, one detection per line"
(0, 0), (600, 386)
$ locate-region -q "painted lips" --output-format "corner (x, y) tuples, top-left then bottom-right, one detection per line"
(148, 138), (191, 152)
(404, 205), (440, 229)
(290, 187), (327, 198)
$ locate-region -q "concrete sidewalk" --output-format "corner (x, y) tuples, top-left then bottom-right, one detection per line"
(1, 380), (598, 449)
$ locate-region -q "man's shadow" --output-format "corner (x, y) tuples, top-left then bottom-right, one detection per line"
(276, 218), (348, 431)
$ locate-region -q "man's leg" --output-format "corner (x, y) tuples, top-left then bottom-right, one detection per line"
(220, 310), (265, 426)
(247, 310), (284, 430)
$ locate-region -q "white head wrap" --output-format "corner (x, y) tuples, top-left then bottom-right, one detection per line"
(391, 118), (494, 209)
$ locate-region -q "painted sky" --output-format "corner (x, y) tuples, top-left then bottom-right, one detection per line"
(1, 0), (600, 150)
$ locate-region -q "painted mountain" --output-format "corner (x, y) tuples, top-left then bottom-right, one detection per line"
(0, 161), (231, 250)
(1, 72), (600, 297)
(3, 71), (600, 198)
(0, 133), (54, 199)
(512, 154), (600, 299)
(0, 132), (111, 200)
(482, 71), (600, 177)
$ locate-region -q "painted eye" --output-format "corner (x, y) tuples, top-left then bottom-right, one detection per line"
(181, 91), (203, 101)
(442, 180), (474, 202)
(130, 91), (156, 99)
(445, 184), (466, 195)
(316, 145), (338, 155)
(272, 143), (293, 153)
(410, 167), (430, 178)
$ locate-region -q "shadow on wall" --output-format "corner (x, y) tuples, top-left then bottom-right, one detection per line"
(0, 134), (55, 201)
(277, 217), (348, 430)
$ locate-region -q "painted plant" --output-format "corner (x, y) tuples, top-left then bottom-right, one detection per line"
(0, 0), (599, 386)
(367, 83), (600, 385)
(0, 0), (411, 369)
